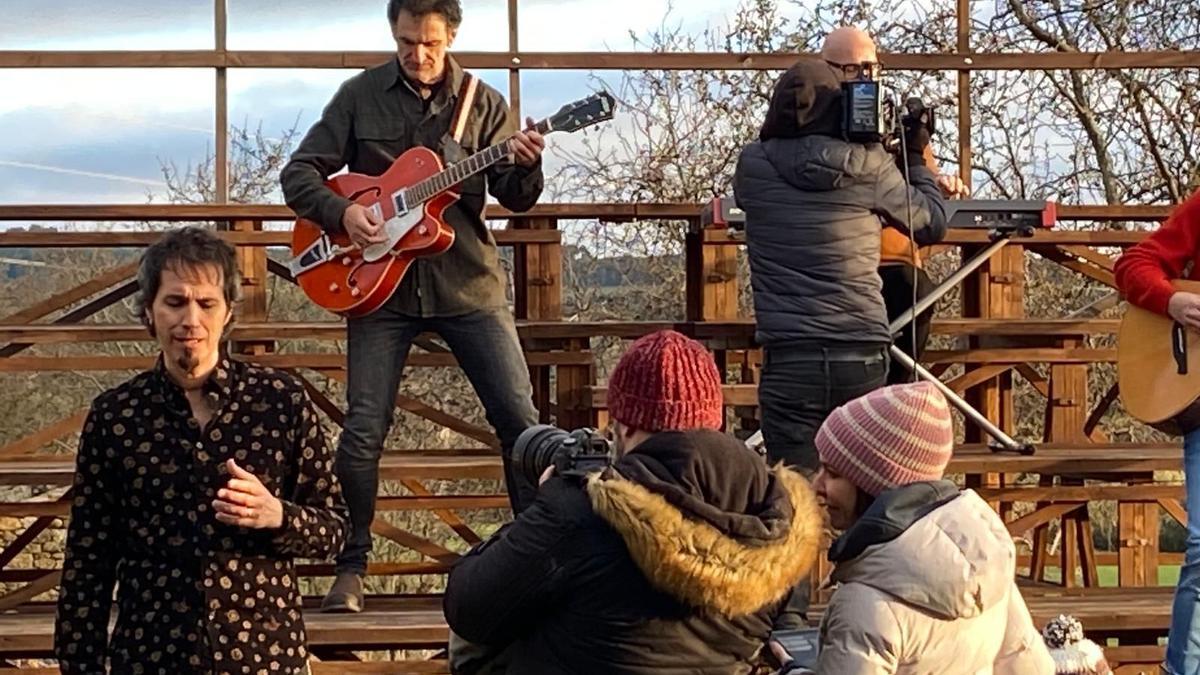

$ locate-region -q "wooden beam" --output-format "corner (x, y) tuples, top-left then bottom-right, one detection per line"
(399, 480), (483, 546)
(944, 364), (1015, 394)
(307, 369), (500, 448)
(0, 409), (88, 458)
(930, 318), (1119, 335)
(1005, 503), (1084, 536)
(1084, 383), (1121, 439)
(956, 0), (971, 192)
(0, 571), (60, 611)
(394, 397), (499, 449)
(1035, 248), (1117, 288)
(214, 0), (228, 204)
(1013, 363), (1051, 398)
(369, 518), (459, 565)
(923, 348), (1117, 364)
(0, 495), (504, 518)
(976, 484), (1181, 502)
(507, 0), (520, 119)
(1159, 498), (1188, 528)
(705, 227), (1153, 247)
(0, 513), (63, 569)
(291, 372), (486, 547)
(511, 218), (561, 321)
(374, 495), (509, 512)
(0, 202), (1174, 224)
(0, 351), (590, 372)
(0, 318), (1128, 344)
(1045, 338), (1091, 444)
(0, 279), (139, 358)
(2, 49), (1200, 70)
(1054, 245), (1117, 272)
(0, 261), (138, 325)
(0, 229), (559, 248)
(1120, 489), (1160, 587)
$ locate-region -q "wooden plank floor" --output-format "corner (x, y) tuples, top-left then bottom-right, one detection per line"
(0, 588), (1174, 656)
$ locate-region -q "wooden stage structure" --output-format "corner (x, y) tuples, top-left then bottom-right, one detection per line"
(3, 0), (1199, 671)
(0, 201), (1182, 674)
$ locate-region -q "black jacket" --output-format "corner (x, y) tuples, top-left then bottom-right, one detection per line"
(733, 135), (947, 348)
(443, 430), (822, 674)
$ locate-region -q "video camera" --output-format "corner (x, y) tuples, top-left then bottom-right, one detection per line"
(512, 424), (615, 486)
(842, 76), (936, 153)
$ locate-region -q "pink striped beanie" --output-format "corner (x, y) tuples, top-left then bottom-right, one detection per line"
(815, 381), (954, 496)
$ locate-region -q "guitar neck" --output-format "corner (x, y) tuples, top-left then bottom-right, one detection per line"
(406, 119), (552, 205)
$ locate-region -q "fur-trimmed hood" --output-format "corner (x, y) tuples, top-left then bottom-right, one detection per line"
(586, 430), (823, 618)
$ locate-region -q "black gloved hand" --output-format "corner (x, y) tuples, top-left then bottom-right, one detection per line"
(902, 122), (931, 155)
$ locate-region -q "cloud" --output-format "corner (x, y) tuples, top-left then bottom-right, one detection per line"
(1, 0), (756, 204)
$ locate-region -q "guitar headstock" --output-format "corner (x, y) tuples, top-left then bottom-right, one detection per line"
(542, 91), (616, 134)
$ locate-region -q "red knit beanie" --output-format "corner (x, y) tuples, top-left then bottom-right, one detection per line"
(607, 330), (724, 432)
(815, 381), (954, 496)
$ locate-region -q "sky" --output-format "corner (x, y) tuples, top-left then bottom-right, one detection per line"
(0, 0), (756, 205)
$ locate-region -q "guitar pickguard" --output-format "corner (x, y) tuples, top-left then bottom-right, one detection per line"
(361, 207), (425, 262)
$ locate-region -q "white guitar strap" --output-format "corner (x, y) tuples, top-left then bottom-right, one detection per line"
(450, 72), (479, 144)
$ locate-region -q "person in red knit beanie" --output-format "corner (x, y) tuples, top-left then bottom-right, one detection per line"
(1114, 187), (1200, 675)
(445, 330), (823, 675)
(774, 381), (1054, 675)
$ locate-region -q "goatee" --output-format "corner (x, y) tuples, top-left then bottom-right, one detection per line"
(175, 351), (200, 374)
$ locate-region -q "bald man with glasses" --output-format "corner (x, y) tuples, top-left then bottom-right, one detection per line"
(822, 26), (968, 387)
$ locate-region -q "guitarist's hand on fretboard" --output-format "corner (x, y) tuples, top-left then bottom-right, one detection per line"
(1168, 291), (1200, 331)
(509, 116), (546, 168)
(342, 203), (387, 249)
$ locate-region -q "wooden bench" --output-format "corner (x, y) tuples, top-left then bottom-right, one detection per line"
(0, 589), (1171, 672)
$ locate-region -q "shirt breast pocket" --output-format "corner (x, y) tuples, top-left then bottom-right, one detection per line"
(356, 115), (410, 158)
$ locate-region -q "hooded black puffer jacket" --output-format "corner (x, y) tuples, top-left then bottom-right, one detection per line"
(444, 430), (824, 674)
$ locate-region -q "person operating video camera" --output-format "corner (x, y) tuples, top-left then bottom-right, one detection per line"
(733, 54), (948, 630)
(443, 330), (823, 675)
(821, 26), (969, 388)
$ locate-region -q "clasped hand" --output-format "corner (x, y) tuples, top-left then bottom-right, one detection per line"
(213, 459), (284, 529)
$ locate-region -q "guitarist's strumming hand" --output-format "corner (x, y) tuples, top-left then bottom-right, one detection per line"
(1169, 291), (1200, 331)
(342, 203), (387, 249)
(509, 116), (546, 168)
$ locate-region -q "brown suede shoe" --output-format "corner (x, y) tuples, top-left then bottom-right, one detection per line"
(321, 572), (364, 613)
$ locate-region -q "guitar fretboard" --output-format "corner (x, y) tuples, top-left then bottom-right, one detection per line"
(404, 120), (552, 206)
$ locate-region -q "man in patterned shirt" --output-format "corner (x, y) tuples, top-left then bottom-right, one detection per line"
(54, 227), (348, 674)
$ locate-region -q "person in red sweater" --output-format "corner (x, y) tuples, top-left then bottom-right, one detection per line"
(1114, 186), (1200, 675)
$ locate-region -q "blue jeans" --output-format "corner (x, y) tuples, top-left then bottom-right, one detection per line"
(333, 300), (539, 575)
(1168, 429), (1200, 673)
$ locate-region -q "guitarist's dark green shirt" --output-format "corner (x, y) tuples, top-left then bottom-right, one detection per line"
(281, 56), (544, 317)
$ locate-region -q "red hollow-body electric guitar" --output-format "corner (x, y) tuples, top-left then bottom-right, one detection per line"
(287, 92), (616, 318)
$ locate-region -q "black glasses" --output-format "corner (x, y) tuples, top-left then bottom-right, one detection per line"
(826, 60), (882, 79)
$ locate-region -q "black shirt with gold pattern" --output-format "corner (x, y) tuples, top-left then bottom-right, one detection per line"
(54, 355), (348, 674)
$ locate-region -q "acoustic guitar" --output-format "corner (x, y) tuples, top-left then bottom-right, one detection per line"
(1117, 279), (1200, 429)
(286, 92), (615, 318)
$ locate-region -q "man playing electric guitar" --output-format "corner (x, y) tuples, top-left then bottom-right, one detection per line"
(280, 0), (544, 614)
(1114, 186), (1200, 675)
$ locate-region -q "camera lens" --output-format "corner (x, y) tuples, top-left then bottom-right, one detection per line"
(512, 424), (570, 484)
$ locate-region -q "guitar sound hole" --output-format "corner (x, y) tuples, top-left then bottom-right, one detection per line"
(346, 187), (382, 202)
